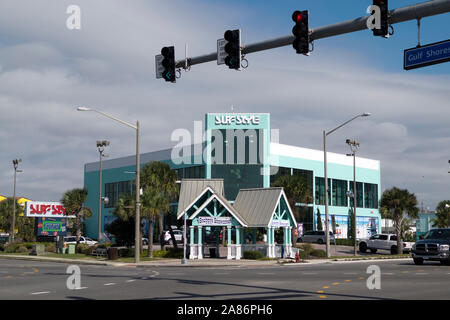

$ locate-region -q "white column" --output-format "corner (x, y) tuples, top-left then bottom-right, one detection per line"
(235, 226), (241, 260)
(189, 226), (195, 259)
(198, 226), (203, 259)
(227, 226), (232, 260)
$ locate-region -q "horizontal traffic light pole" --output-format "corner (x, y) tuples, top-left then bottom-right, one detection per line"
(175, 0), (450, 69)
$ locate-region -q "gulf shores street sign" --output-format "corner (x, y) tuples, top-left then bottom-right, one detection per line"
(404, 39), (450, 70)
(26, 201), (75, 218)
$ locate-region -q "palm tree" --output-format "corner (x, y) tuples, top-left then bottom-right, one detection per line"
(431, 200), (450, 228)
(273, 174), (313, 242)
(140, 161), (179, 251)
(61, 188), (92, 250)
(0, 197), (24, 242)
(140, 188), (163, 257)
(272, 174), (313, 208)
(380, 187), (419, 254)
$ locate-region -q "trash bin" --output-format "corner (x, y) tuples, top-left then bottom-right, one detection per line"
(209, 247), (216, 258)
(67, 244), (75, 255)
(107, 247), (119, 260)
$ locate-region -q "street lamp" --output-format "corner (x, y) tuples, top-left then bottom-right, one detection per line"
(175, 180), (188, 265)
(323, 113), (370, 258)
(11, 158), (23, 243)
(346, 139), (360, 256)
(97, 140), (110, 242)
(77, 107), (141, 264)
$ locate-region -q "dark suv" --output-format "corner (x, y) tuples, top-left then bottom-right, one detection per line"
(411, 228), (450, 265)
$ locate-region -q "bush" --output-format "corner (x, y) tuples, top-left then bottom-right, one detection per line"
(118, 248), (135, 258)
(0, 243), (4, 252)
(151, 248), (183, 258)
(310, 249), (326, 258)
(4, 243), (20, 253)
(76, 244), (91, 254)
(298, 243), (314, 258)
(45, 243), (55, 253)
(335, 239), (355, 246)
(17, 246), (29, 253)
(243, 250), (265, 260)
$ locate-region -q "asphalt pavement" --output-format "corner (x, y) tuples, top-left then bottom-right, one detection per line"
(0, 258), (449, 300)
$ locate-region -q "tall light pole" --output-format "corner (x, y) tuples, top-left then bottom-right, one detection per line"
(97, 140), (110, 242)
(11, 158), (22, 243)
(323, 113), (370, 258)
(346, 139), (360, 256)
(77, 107), (141, 263)
(176, 180), (188, 265)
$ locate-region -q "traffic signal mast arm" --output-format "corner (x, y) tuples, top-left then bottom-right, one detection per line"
(174, 0), (450, 69)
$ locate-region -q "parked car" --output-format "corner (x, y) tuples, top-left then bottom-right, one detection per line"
(164, 229), (183, 244)
(64, 236), (98, 246)
(411, 228), (450, 265)
(142, 237), (149, 245)
(297, 231), (335, 244)
(358, 233), (413, 254)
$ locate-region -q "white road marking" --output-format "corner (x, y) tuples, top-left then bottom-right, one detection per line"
(31, 291), (50, 295)
(104, 283), (116, 286)
(302, 272), (317, 275)
(258, 273), (275, 275)
(126, 279), (136, 283)
(150, 271), (159, 278)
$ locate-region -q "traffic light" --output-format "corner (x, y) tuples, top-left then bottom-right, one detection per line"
(292, 10), (309, 55)
(373, 0), (388, 37)
(161, 46), (175, 82)
(224, 29), (241, 69)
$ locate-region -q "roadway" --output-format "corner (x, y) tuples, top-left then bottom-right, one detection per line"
(0, 258), (449, 300)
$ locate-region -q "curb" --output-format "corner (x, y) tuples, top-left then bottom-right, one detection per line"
(0, 255), (113, 266)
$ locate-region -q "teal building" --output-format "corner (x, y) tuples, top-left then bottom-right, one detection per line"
(83, 113), (381, 242)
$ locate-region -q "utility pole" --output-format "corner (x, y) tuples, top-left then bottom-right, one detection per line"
(97, 140), (110, 242)
(11, 159), (22, 243)
(171, 0), (450, 70)
(346, 139), (360, 256)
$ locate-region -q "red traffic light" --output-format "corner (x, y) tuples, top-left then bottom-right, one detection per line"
(292, 11), (302, 23)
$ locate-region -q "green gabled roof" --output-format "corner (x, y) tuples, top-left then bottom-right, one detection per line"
(176, 179), (224, 218)
(233, 187), (296, 227)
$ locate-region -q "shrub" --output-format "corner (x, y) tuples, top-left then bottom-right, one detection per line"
(17, 246), (29, 253)
(118, 248), (135, 258)
(0, 243), (4, 251)
(335, 239), (355, 246)
(243, 250), (265, 260)
(4, 243), (20, 253)
(310, 249), (326, 258)
(76, 244), (90, 254)
(298, 243), (314, 259)
(45, 243), (55, 253)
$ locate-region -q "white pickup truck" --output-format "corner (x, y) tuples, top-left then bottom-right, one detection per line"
(358, 233), (414, 255)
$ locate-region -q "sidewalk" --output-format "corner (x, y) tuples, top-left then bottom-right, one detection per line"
(0, 253), (411, 268)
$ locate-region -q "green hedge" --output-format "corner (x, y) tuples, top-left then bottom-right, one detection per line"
(310, 249), (326, 257)
(335, 239), (355, 246)
(243, 250), (265, 260)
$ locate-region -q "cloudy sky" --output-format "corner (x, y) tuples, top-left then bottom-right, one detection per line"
(0, 0), (449, 210)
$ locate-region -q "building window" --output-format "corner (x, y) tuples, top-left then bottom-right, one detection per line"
(315, 177), (331, 205)
(104, 180), (132, 208)
(332, 179), (348, 207)
(349, 181), (363, 208)
(184, 165), (205, 179)
(364, 183), (378, 209)
(270, 166), (291, 185)
(293, 169), (313, 196)
(211, 164), (263, 200)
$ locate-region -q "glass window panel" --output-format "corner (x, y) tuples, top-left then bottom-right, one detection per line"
(315, 177), (331, 205)
(349, 181), (363, 208)
(332, 179), (347, 207)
